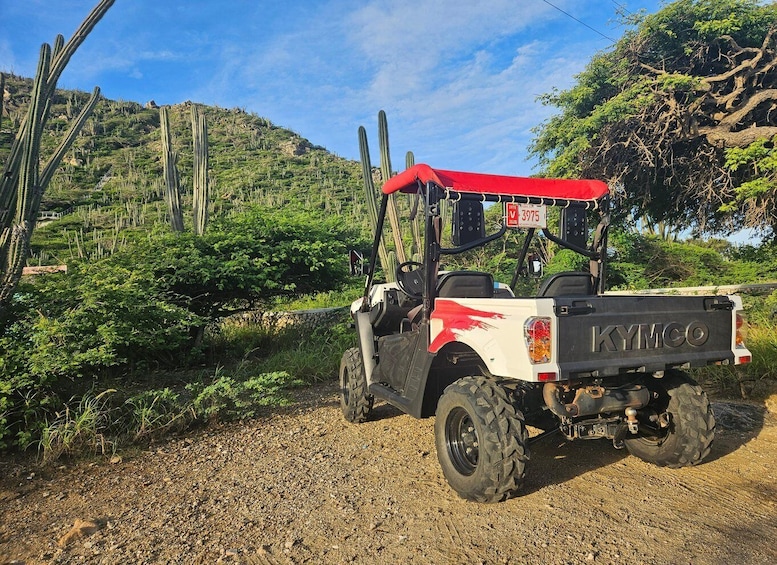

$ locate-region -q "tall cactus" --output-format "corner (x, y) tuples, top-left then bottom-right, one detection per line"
(405, 150), (423, 257)
(378, 110), (407, 264)
(0, 73), (5, 135)
(1, 0), (115, 208)
(191, 104), (209, 235)
(160, 106), (184, 232)
(0, 0), (112, 313)
(358, 126), (392, 281)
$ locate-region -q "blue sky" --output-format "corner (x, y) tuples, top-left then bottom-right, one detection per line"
(2, 0), (664, 175)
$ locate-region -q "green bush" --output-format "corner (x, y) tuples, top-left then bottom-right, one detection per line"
(124, 206), (361, 318)
(606, 231), (777, 289)
(0, 205), (362, 451)
(187, 370), (301, 421)
(2, 262), (200, 381)
(0, 262), (200, 450)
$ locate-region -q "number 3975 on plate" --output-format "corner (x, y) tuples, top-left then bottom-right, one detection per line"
(505, 202), (547, 228)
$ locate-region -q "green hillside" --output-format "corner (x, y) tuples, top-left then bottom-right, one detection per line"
(1, 74), (368, 264)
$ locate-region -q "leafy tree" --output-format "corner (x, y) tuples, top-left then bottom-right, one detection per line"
(605, 230), (777, 289)
(531, 0), (777, 237)
(128, 206), (360, 320)
(0, 206), (359, 449)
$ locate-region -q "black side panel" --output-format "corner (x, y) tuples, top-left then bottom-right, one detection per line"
(373, 332), (417, 391)
(555, 295), (734, 378)
(370, 323), (436, 418)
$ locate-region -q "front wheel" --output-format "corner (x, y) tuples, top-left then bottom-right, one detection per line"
(435, 376), (529, 503)
(339, 347), (373, 423)
(624, 371), (715, 468)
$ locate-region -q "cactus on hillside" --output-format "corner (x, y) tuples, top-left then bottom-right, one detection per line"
(0, 0), (113, 313)
(358, 126), (392, 280)
(191, 104), (209, 235)
(405, 150), (423, 257)
(387, 250), (397, 283)
(160, 106), (184, 233)
(0, 73), (5, 134)
(378, 110), (407, 264)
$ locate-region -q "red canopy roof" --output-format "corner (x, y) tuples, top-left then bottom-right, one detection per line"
(382, 164), (609, 203)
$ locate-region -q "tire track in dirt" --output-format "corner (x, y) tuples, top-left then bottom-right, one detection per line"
(1, 382), (776, 565)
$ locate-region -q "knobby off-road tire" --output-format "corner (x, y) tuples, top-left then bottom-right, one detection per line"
(624, 370), (715, 468)
(435, 376), (529, 503)
(339, 347), (374, 423)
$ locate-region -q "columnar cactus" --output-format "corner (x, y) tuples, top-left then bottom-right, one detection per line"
(191, 104), (209, 235)
(405, 150), (423, 257)
(0, 0), (113, 313)
(378, 110), (407, 264)
(0, 73), (5, 134)
(160, 106), (184, 232)
(387, 250), (397, 283)
(358, 125), (392, 280)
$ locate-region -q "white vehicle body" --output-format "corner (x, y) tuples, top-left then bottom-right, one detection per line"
(340, 162), (752, 502)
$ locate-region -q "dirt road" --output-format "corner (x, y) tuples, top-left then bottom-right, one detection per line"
(2, 381), (776, 565)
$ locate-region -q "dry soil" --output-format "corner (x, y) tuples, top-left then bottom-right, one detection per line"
(1, 381), (776, 565)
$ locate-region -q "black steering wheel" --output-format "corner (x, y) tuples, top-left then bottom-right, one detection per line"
(395, 261), (425, 299)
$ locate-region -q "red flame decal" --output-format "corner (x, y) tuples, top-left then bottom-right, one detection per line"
(429, 300), (505, 353)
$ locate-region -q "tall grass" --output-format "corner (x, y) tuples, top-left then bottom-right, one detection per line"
(696, 293), (777, 399)
(37, 389), (116, 463)
(208, 312), (356, 381)
(29, 316), (357, 462)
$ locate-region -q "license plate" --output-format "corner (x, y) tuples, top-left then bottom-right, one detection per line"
(505, 203), (547, 228)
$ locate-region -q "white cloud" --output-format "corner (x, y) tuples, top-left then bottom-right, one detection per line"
(347, 0), (555, 102)
(3, 0), (620, 176)
(302, 0), (606, 173)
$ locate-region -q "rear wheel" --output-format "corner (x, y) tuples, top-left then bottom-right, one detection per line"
(339, 347), (373, 423)
(435, 376), (529, 503)
(624, 371), (715, 468)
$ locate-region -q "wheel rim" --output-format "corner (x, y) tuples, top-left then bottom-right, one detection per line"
(445, 407), (479, 476)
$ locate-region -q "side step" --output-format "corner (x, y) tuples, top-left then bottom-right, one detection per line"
(369, 383), (413, 413)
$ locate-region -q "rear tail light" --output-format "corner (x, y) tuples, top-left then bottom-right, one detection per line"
(736, 313), (747, 349)
(525, 317), (552, 364)
(735, 313), (751, 364)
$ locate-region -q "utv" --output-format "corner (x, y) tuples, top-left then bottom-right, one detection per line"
(340, 164), (751, 502)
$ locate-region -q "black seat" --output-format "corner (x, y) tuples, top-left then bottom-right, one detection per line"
(436, 271), (494, 298)
(402, 271), (494, 332)
(537, 271), (594, 297)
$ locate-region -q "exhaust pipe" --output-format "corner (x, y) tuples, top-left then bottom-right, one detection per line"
(543, 382), (650, 418)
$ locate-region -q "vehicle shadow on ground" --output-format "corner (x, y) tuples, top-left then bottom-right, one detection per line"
(368, 402), (406, 420)
(520, 401), (769, 493)
(522, 433), (628, 494)
(705, 400), (767, 463)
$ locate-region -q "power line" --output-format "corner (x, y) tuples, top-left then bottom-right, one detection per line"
(541, 0), (617, 43)
(610, 0), (634, 17)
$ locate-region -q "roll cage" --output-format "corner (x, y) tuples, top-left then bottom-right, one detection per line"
(360, 163), (611, 322)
